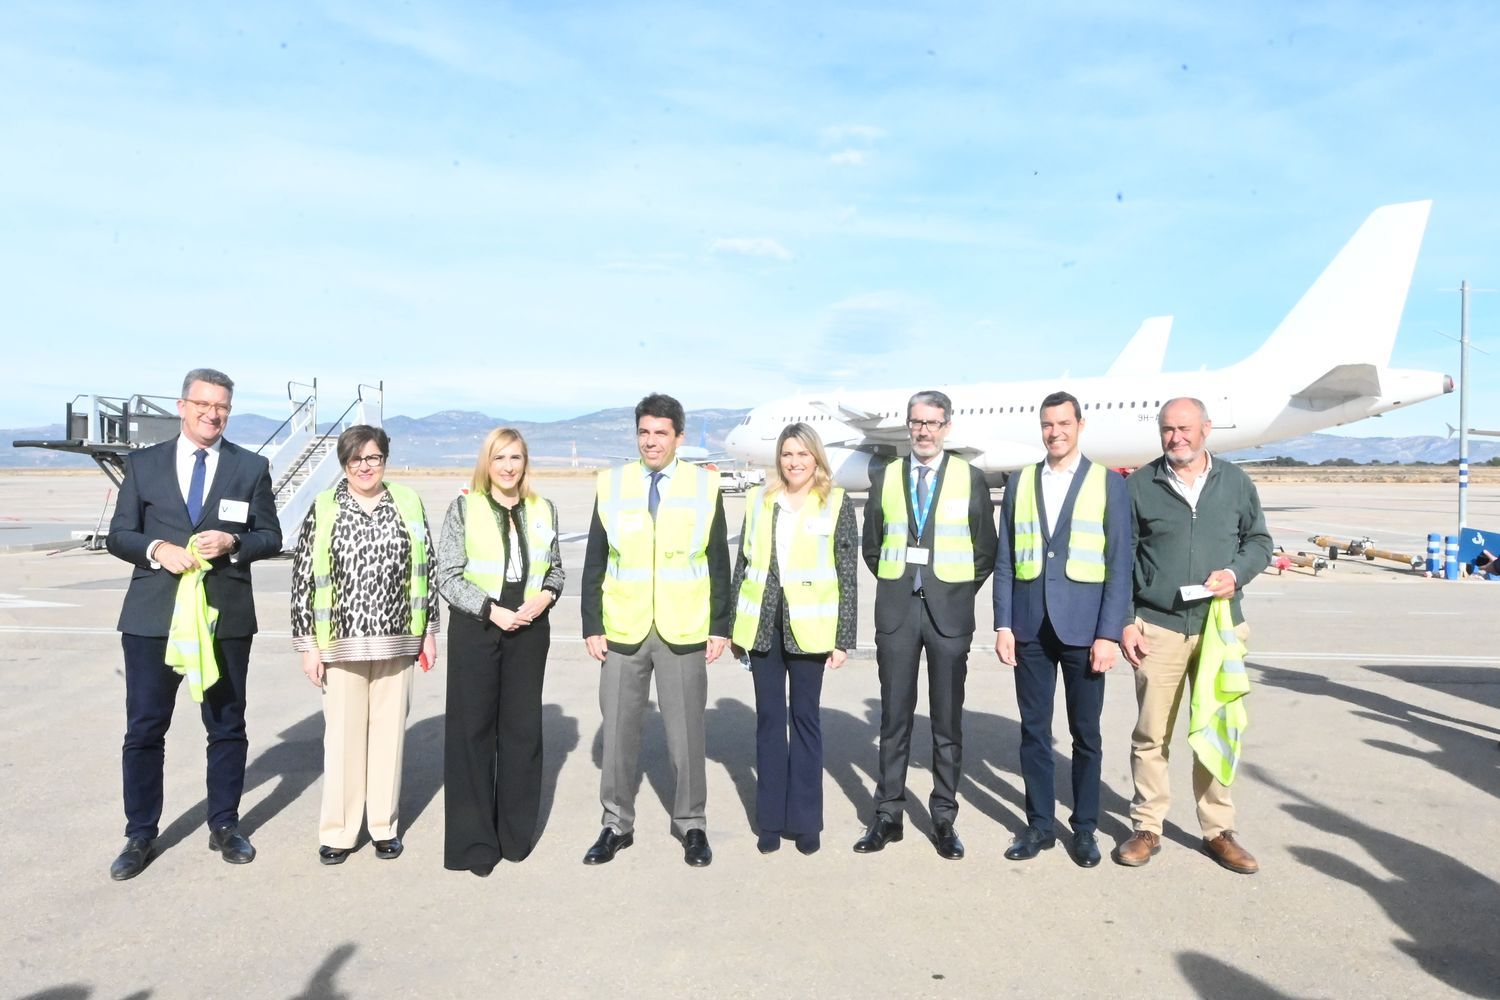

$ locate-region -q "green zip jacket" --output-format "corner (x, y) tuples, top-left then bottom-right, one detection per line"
(1126, 454), (1272, 636)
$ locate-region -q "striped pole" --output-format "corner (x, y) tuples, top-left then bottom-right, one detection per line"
(1426, 533), (1442, 575)
(1445, 535), (1461, 580)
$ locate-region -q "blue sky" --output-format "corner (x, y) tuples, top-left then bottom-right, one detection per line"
(3, 1), (1496, 437)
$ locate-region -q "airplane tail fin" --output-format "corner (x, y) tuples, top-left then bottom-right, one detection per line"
(1106, 316), (1172, 376)
(1237, 201), (1431, 377)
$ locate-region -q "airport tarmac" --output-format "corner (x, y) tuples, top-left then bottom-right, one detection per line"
(2, 471), (1497, 999)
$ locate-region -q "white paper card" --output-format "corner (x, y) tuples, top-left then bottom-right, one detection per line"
(940, 499), (967, 518)
(1178, 584), (1214, 602)
(219, 499), (249, 523)
(804, 517), (833, 535)
(906, 547), (930, 566)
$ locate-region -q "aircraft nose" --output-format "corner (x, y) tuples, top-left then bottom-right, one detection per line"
(725, 426), (745, 457)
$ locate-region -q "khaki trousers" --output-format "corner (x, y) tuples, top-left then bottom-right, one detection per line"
(320, 656), (413, 848)
(1128, 618), (1249, 840)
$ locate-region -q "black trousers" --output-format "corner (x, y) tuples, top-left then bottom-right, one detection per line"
(121, 632), (252, 840)
(873, 594), (971, 824)
(750, 618), (826, 836)
(444, 593), (549, 870)
(1014, 618), (1105, 837)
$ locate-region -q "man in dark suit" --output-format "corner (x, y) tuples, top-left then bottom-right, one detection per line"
(993, 391), (1132, 867)
(105, 368), (281, 880)
(855, 390), (996, 860)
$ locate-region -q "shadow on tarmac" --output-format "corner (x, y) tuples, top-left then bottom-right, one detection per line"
(16, 942), (357, 1000)
(1176, 952), (1297, 998)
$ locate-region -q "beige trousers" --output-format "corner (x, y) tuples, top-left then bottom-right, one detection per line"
(320, 656), (413, 848)
(1128, 618), (1249, 840)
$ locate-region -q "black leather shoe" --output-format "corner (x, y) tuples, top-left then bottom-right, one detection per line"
(110, 838), (154, 881)
(934, 821), (965, 860)
(1071, 830), (1101, 868)
(683, 829), (713, 867)
(319, 845), (350, 866)
(374, 837), (403, 860)
(795, 833), (820, 856)
(853, 815), (904, 853)
(582, 827), (633, 865)
(1003, 827), (1057, 861)
(207, 823), (256, 864)
(757, 831), (781, 854)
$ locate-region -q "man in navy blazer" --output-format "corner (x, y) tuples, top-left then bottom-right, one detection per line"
(104, 368), (281, 880)
(993, 391), (1132, 867)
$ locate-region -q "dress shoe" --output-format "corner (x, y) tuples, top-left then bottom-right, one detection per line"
(1070, 831), (1101, 868)
(582, 827), (633, 865)
(1204, 831), (1259, 874)
(469, 862), (495, 878)
(374, 837), (403, 860)
(109, 838), (154, 881)
(1112, 830), (1161, 867)
(852, 816), (904, 854)
(683, 829), (713, 867)
(934, 821), (965, 860)
(757, 831), (781, 854)
(794, 833), (820, 856)
(207, 823), (256, 864)
(318, 845), (351, 866)
(1003, 827), (1056, 861)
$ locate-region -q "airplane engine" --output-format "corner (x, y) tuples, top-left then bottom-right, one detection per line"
(966, 441), (1048, 476)
(825, 448), (878, 491)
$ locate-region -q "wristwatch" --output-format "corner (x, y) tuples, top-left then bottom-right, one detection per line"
(230, 534), (242, 555)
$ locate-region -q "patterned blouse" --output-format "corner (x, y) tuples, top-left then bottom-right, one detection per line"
(434, 491), (566, 619)
(290, 479), (441, 661)
(730, 491), (859, 655)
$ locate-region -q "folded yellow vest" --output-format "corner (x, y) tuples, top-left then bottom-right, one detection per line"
(1188, 597), (1249, 785)
(164, 535), (221, 703)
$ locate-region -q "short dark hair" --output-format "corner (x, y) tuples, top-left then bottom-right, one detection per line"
(181, 368), (234, 398)
(906, 390), (952, 421)
(337, 425), (390, 467)
(1040, 391), (1081, 421)
(635, 393), (686, 436)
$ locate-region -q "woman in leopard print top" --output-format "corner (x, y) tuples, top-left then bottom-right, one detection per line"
(290, 425), (440, 865)
(436, 427), (564, 876)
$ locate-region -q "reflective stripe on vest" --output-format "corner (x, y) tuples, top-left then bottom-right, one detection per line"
(312, 481), (430, 650)
(462, 491), (554, 602)
(875, 456), (976, 582)
(1187, 598), (1250, 786)
(1011, 461), (1108, 583)
(731, 486), (843, 652)
(597, 461), (718, 645)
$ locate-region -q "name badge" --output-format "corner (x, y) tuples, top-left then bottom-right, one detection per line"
(1178, 584), (1214, 602)
(219, 499), (249, 523)
(619, 511), (647, 532)
(804, 517), (833, 535)
(940, 499), (967, 518)
(906, 547), (930, 566)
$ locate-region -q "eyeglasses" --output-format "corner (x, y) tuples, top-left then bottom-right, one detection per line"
(348, 454), (387, 468)
(906, 419), (949, 432)
(183, 399), (232, 416)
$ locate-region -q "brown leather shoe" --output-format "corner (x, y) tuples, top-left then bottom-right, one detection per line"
(1112, 830), (1160, 867)
(1204, 831), (1259, 874)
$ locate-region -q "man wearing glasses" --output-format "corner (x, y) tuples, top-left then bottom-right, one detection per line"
(855, 390), (996, 859)
(104, 368), (281, 880)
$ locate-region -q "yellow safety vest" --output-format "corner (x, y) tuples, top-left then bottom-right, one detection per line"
(1010, 461), (1108, 582)
(462, 491), (555, 601)
(165, 535), (220, 703)
(1187, 598), (1250, 786)
(732, 486), (844, 652)
(875, 456), (975, 582)
(312, 482), (429, 650)
(596, 460), (718, 645)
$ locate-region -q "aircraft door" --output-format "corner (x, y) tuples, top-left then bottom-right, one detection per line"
(1212, 394), (1236, 428)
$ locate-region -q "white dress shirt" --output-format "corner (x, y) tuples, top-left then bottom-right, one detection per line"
(147, 436), (224, 564)
(1166, 452), (1212, 511)
(1039, 454), (1081, 536)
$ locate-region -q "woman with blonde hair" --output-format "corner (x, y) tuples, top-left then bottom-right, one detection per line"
(436, 427), (563, 875)
(730, 422), (858, 855)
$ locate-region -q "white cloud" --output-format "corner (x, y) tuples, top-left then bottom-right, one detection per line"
(828, 149), (867, 166)
(821, 124), (887, 144)
(710, 237), (793, 261)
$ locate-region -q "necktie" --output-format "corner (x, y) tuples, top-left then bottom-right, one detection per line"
(913, 465), (930, 592)
(648, 471), (663, 520)
(187, 448), (207, 523)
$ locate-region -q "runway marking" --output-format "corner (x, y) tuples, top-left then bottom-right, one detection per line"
(0, 593), (78, 610)
(1408, 611), (1462, 616)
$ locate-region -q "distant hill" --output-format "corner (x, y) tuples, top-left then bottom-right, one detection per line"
(6, 413), (1497, 471)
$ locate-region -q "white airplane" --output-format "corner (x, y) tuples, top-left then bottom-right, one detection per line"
(724, 201), (1453, 489)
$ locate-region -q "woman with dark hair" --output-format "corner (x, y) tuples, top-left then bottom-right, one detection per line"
(436, 427), (563, 875)
(290, 424), (439, 865)
(730, 422), (858, 855)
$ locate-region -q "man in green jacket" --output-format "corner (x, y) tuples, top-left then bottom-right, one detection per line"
(1116, 397), (1272, 874)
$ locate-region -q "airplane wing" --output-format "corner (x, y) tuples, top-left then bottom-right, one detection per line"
(1290, 363), (1382, 409)
(1106, 316), (1173, 376)
(809, 399), (910, 443)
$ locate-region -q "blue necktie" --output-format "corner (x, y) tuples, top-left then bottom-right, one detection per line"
(913, 465), (930, 593)
(187, 448), (207, 523)
(648, 471), (663, 520)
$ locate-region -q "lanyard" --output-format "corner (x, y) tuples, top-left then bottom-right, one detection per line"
(909, 461), (938, 538)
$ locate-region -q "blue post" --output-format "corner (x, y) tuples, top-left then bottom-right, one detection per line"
(1445, 536), (1461, 580)
(1426, 533), (1442, 575)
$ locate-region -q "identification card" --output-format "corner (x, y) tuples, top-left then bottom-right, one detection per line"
(804, 517), (833, 535)
(1178, 584), (1214, 602)
(219, 499), (249, 523)
(906, 547), (930, 566)
(940, 498), (967, 519)
(619, 511), (647, 533)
